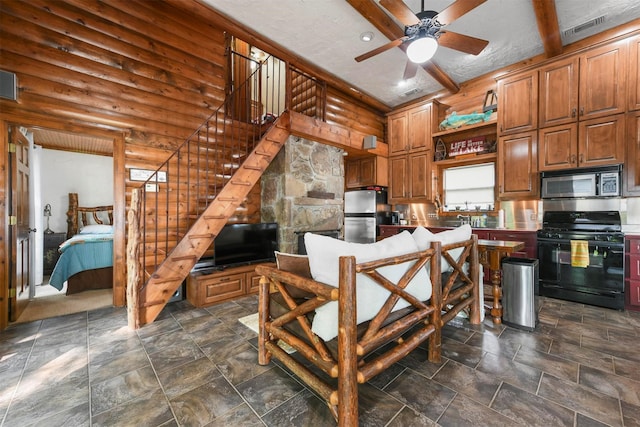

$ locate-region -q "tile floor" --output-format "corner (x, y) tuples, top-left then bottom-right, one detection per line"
(1, 295), (639, 427)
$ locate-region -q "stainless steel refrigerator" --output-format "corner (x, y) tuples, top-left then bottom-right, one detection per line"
(344, 190), (383, 243)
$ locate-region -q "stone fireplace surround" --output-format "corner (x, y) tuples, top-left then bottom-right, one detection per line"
(261, 135), (344, 254)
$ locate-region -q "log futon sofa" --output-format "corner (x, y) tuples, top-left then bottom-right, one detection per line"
(255, 225), (481, 426)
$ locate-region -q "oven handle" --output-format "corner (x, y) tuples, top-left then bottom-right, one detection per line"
(537, 237), (623, 249)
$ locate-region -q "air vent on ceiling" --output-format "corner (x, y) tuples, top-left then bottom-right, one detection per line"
(404, 88), (422, 97)
(563, 15), (605, 38)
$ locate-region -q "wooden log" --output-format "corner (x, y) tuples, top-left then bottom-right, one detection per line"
(337, 255), (358, 426)
(127, 188), (142, 329)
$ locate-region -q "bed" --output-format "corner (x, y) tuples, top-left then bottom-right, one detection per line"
(49, 193), (114, 295)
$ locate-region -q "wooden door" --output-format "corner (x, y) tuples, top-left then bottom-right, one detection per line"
(345, 159), (360, 189)
(538, 123), (578, 171)
(9, 126), (31, 322)
(498, 131), (538, 199)
(409, 151), (431, 201)
(538, 57), (579, 128)
(388, 155), (407, 202)
(579, 40), (627, 119)
(408, 103), (431, 151)
(358, 157), (375, 186)
(388, 113), (408, 155)
(629, 34), (640, 112)
(625, 110), (640, 196)
(497, 71), (538, 135)
(578, 114), (625, 168)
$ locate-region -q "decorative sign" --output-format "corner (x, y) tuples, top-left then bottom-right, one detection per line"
(129, 168), (167, 182)
(448, 136), (486, 157)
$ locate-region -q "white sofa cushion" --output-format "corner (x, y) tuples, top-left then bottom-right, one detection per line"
(412, 224), (472, 271)
(304, 231), (432, 341)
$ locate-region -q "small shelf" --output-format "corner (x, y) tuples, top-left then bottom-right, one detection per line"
(433, 152), (496, 165)
(432, 119), (497, 138)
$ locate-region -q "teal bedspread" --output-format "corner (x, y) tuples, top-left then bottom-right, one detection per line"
(49, 233), (113, 291)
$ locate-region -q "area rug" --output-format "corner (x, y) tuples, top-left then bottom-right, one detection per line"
(238, 313), (296, 354)
(15, 289), (113, 323)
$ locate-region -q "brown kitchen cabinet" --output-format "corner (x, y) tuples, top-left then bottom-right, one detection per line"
(579, 40), (628, 120)
(625, 110), (640, 196)
(497, 70), (538, 135)
(625, 235), (640, 311)
(488, 230), (537, 259)
(345, 156), (388, 189)
(538, 114), (625, 171)
(387, 101), (438, 155)
(538, 57), (579, 128)
(629, 34), (640, 111)
(187, 263), (266, 307)
(497, 131), (539, 199)
(388, 151), (432, 203)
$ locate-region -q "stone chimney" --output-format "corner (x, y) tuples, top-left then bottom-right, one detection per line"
(261, 135), (344, 253)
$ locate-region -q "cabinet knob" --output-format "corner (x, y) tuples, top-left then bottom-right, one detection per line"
(580, 107), (584, 116)
(571, 108), (576, 118)
(579, 154), (584, 164)
(571, 154), (576, 164)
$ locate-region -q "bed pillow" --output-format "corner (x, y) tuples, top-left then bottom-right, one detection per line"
(79, 224), (113, 234)
(412, 224), (472, 272)
(275, 251), (314, 298)
(304, 231), (432, 341)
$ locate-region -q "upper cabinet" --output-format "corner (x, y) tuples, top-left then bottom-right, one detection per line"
(539, 57), (579, 128)
(629, 34), (640, 112)
(625, 110), (640, 196)
(498, 131), (539, 199)
(345, 156), (388, 189)
(388, 102), (433, 155)
(497, 70), (538, 135)
(579, 40), (628, 120)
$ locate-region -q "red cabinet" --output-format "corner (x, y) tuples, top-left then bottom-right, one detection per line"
(625, 235), (640, 311)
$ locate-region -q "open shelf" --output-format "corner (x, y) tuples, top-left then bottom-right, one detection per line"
(432, 119), (497, 138)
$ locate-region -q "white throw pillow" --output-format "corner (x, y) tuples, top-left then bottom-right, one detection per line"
(304, 231), (432, 341)
(79, 224), (113, 234)
(412, 224), (472, 271)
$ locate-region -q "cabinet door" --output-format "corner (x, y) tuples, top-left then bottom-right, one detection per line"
(630, 34), (640, 111)
(578, 113), (625, 167)
(359, 157), (376, 186)
(538, 123), (578, 171)
(388, 113), (408, 155)
(579, 41), (627, 119)
(498, 71), (538, 134)
(626, 110), (640, 196)
(489, 231), (536, 259)
(345, 160), (360, 188)
(389, 155), (408, 202)
(498, 131), (538, 199)
(539, 57), (579, 128)
(408, 103), (432, 151)
(409, 151), (431, 201)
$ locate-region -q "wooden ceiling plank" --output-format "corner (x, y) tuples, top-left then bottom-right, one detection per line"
(435, 0), (487, 26)
(379, 0), (420, 27)
(532, 0), (563, 57)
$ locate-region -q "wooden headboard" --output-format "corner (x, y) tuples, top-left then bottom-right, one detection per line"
(66, 192), (114, 239)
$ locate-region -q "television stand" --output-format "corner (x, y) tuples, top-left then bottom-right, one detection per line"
(187, 262), (273, 307)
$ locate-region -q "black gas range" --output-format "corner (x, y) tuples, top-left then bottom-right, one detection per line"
(537, 211), (625, 310)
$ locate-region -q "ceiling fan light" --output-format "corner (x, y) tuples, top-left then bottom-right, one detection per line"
(406, 36), (438, 64)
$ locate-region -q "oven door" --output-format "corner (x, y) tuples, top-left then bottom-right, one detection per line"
(537, 238), (624, 309)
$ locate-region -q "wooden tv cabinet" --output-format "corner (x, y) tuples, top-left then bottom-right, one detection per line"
(187, 262), (272, 307)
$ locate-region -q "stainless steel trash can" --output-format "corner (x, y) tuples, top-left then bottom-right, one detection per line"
(501, 257), (539, 331)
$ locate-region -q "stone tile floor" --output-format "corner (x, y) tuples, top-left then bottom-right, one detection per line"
(1, 295), (639, 426)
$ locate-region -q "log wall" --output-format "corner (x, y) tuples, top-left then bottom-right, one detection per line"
(0, 0), (387, 312)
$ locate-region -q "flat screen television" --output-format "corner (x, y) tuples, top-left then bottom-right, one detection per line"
(193, 222), (279, 271)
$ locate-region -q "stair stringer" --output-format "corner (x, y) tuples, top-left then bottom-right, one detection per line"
(134, 112), (291, 327)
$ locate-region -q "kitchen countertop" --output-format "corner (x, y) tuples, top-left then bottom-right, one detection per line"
(379, 225), (538, 232)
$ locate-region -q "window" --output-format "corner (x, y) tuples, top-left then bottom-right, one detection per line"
(442, 162), (495, 211)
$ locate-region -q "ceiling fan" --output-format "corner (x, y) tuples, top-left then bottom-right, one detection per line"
(354, 0), (489, 81)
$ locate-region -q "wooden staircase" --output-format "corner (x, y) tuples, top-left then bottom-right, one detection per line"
(128, 112), (290, 328)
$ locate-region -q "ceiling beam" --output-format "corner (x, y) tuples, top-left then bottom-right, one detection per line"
(532, 0), (563, 57)
(346, 0), (460, 94)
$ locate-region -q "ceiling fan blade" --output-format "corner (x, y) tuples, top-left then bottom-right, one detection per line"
(379, 0), (420, 27)
(437, 31), (489, 55)
(403, 60), (418, 80)
(355, 37), (406, 62)
(435, 0), (487, 26)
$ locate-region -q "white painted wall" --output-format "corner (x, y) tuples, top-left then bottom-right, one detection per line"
(40, 149), (113, 233)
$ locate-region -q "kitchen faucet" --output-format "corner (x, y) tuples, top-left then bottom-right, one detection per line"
(457, 214), (471, 226)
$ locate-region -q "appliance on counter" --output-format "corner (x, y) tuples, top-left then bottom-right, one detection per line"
(541, 165), (622, 199)
(537, 210), (624, 310)
(344, 189), (388, 243)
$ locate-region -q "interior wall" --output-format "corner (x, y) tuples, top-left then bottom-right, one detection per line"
(40, 149), (114, 232)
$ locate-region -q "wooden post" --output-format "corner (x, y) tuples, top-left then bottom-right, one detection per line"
(429, 242), (442, 363)
(337, 256), (358, 426)
(469, 235), (481, 324)
(126, 188), (142, 329)
(258, 275), (271, 365)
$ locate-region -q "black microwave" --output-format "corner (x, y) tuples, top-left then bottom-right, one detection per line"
(540, 165), (622, 199)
